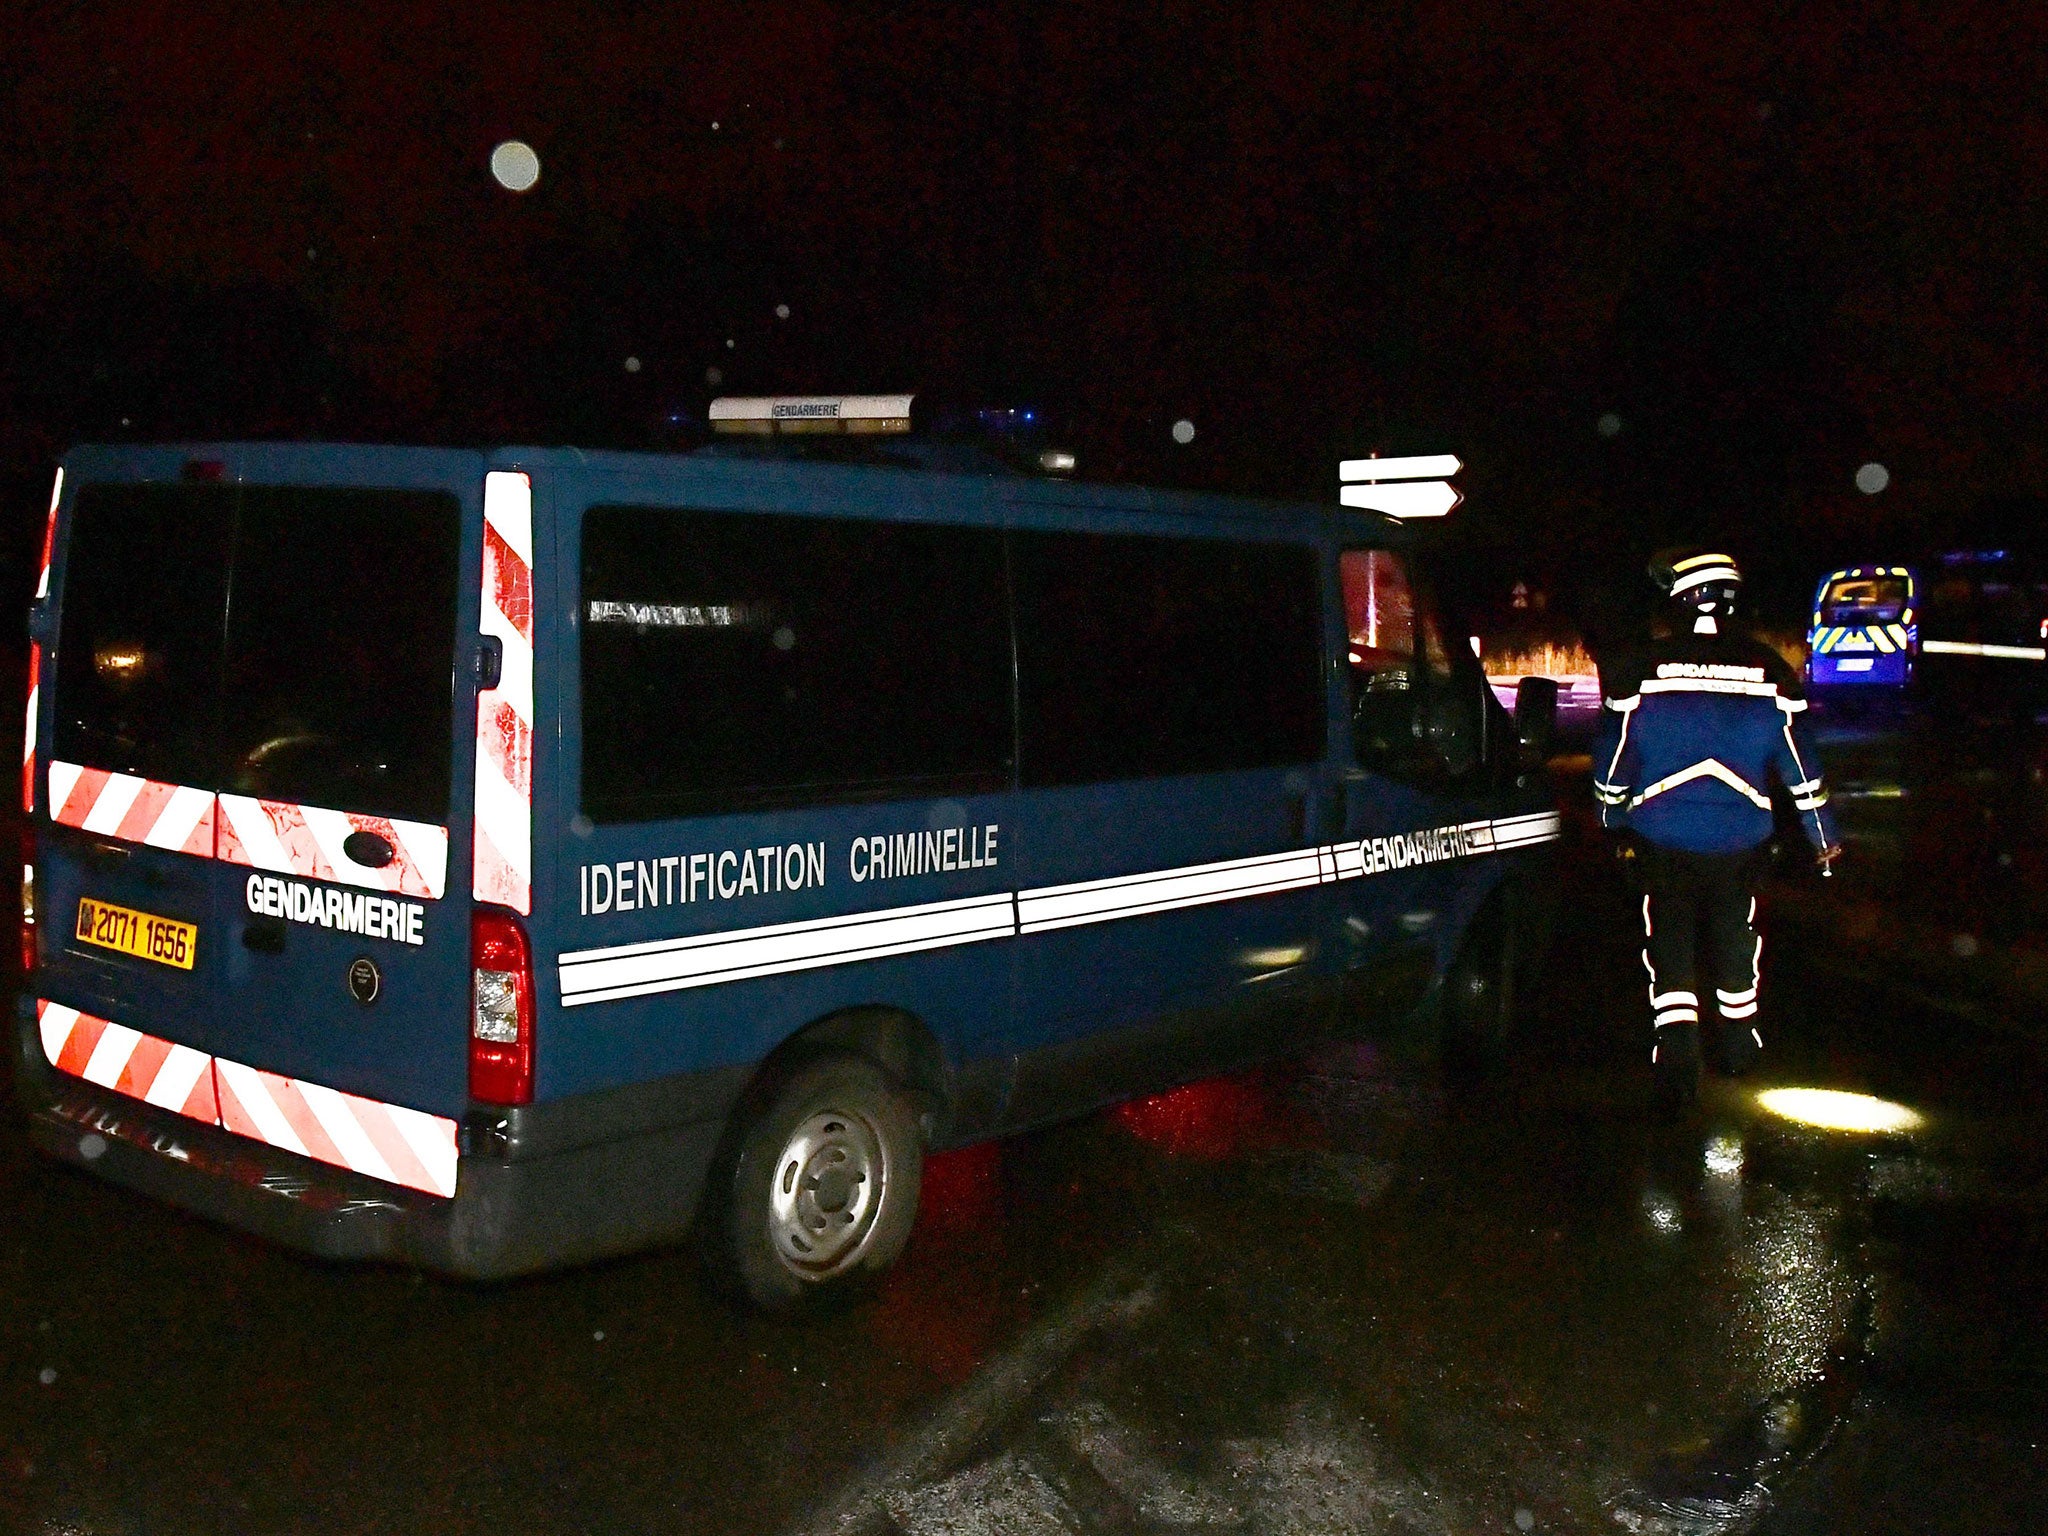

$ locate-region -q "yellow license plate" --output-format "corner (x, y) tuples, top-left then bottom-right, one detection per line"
(75, 897), (198, 971)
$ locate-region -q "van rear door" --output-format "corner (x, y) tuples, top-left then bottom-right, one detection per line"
(40, 460), (480, 1164)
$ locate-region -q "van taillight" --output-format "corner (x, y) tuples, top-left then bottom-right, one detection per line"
(470, 906), (534, 1105)
(19, 828), (34, 975)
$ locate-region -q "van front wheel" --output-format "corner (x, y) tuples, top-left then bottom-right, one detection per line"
(711, 1055), (923, 1312)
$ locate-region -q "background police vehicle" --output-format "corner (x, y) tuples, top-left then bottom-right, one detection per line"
(17, 397), (1559, 1309)
(1807, 564), (1919, 694)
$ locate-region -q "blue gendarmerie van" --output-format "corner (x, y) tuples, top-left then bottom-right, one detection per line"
(17, 398), (1559, 1308)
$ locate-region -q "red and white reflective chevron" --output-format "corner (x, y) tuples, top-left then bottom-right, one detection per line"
(23, 643), (40, 815)
(473, 470), (534, 914)
(38, 998), (460, 1199)
(216, 794), (448, 900)
(37, 999), (219, 1121)
(46, 763), (446, 897)
(214, 1059), (459, 1198)
(24, 469), (59, 814)
(48, 761), (215, 855)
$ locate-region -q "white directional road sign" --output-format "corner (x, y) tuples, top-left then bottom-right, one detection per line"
(1340, 481), (1462, 519)
(1338, 453), (1463, 483)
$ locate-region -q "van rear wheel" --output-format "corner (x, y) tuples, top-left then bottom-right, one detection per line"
(1441, 902), (1515, 1077)
(709, 1055), (923, 1312)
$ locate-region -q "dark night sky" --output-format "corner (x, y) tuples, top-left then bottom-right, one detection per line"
(1, 0), (2042, 618)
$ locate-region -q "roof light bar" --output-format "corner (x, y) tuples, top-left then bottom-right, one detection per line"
(708, 395), (914, 435)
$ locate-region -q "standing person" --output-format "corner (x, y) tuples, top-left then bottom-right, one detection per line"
(1593, 549), (1843, 1105)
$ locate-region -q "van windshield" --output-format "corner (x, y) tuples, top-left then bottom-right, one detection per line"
(53, 483), (461, 824)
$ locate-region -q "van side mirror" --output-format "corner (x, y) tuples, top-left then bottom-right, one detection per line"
(1514, 676), (1559, 759)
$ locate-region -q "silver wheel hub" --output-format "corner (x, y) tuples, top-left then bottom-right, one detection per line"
(768, 1108), (888, 1280)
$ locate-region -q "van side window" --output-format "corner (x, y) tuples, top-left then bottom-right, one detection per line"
(1011, 530), (1324, 786)
(579, 507), (1011, 822)
(1342, 547), (1482, 782)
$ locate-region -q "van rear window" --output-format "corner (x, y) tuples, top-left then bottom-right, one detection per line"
(579, 507), (1012, 821)
(53, 483), (460, 823)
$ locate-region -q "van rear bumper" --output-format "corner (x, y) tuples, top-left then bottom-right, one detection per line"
(15, 1017), (745, 1280)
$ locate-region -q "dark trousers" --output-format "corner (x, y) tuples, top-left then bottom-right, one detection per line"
(1638, 844), (1764, 1056)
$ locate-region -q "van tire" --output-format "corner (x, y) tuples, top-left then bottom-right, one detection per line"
(1440, 900), (1515, 1077)
(708, 1054), (923, 1312)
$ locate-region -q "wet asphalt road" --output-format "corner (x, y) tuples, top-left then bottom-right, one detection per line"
(3, 723), (2045, 1536)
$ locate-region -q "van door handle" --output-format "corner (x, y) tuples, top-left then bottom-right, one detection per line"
(243, 917), (286, 954)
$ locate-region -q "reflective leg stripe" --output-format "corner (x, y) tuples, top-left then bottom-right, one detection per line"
(1718, 932), (1763, 1018)
(1655, 1007), (1700, 1027)
(473, 470), (534, 915)
(37, 998), (458, 1199)
(1650, 990), (1698, 1008)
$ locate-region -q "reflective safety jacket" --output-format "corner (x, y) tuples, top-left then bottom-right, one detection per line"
(1594, 633), (1838, 855)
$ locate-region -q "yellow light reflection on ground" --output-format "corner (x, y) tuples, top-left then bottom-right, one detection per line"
(1755, 1088), (1925, 1134)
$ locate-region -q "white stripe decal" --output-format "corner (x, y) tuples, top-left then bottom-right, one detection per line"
(557, 811), (1563, 1006)
(1639, 677), (1782, 698)
(1019, 847), (1325, 935)
(1629, 758), (1772, 811)
(562, 892), (1017, 1005)
(1922, 639), (2047, 661)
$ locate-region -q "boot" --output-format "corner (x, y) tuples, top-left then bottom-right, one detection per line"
(1653, 1022), (1702, 1112)
(1715, 1020), (1762, 1077)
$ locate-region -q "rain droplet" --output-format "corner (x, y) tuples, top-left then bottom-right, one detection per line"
(490, 140), (542, 193)
(773, 626), (796, 651)
(775, 304), (790, 320)
(1515, 1509), (1535, 1532)
(37, 1368), (56, 1386)
(726, 338), (736, 349)
(623, 356), (641, 373)
(593, 1330), (605, 1341)
(1171, 418), (1195, 445)
(1597, 412), (1623, 437)
(706, 366), (724, 386)
(1856, 462), (1890, 495)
